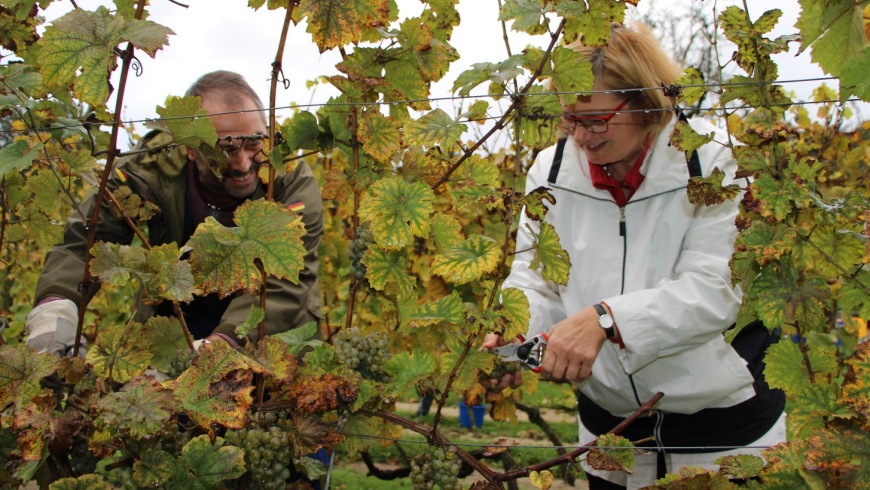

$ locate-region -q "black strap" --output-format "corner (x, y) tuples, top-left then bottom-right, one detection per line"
(547, 115), (702, 182)
(547, 137), (568, 184)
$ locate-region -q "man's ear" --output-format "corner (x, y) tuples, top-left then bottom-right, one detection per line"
(186, 148), (196, 162)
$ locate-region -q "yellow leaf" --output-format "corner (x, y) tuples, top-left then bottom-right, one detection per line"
(529, 470), (554, 490)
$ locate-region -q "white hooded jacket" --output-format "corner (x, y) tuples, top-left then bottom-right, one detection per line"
(504, 116), (756, 416)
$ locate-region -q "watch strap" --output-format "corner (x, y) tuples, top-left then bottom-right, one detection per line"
(593, 303), (615, 339)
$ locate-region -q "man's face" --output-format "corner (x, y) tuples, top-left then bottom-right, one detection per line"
(189, 95), (267, 200)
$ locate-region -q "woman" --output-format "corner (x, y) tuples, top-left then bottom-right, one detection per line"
(488, 23), (785, 489)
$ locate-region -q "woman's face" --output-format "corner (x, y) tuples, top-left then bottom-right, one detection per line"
(561, 88), (648, 167)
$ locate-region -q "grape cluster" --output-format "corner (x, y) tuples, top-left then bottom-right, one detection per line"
(485, 358), (521, 384)
(348, 225), (374, 280)
(225, 416), (293, 490)
(68, 436), (98, 476)
(334, 327), (392, 382)
(409, 446), (462, 490)
(167, 347), (195, 378)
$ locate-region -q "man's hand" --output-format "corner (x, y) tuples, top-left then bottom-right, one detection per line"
(25, 298), (86, 358)
(482, 333), (523, 389)
(540, 306), (607, 383)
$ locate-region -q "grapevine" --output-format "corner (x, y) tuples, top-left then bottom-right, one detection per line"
(333, 326), (392, 383)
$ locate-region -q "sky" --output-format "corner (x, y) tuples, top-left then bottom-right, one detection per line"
(33, 0), (859, 137)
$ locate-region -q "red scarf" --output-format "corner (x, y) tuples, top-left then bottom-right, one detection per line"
(589, 143), (650, 206)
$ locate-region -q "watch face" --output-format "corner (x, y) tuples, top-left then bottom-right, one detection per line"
(599, 314), (614, 329)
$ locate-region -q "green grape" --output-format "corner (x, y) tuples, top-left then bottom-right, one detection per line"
(409, 446), (462, 490)
(225, 414), (295, 489)
(348, 225), (374, 281)
(167, 347), (195, 378)
(334, 328), (392, 382)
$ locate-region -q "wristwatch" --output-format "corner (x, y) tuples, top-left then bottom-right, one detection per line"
(593, 304), (615, 339)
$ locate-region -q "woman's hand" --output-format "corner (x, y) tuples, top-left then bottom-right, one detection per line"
(481, 334), (523, 389)
(540, 306), (608, 382)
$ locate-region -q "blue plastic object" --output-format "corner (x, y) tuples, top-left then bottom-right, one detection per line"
(458, 400), (486, 428)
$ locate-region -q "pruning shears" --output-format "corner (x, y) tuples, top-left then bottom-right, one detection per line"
(493, 333), (550, 372)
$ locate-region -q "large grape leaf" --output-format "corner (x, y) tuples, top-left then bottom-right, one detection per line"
(517, 85), (561, 150)
(675, 67), (707, 106)
(764, 339), (840, 401)
(250, 336), (298, 385)
(293, 0), (391, 53)
(0, 344), (55, 412)
(188, 199), (307, 296)
(49, 475), (112, 490)
(279, 110), (320, 152)
(687, 167), (742, 206)
(586, 433), (635, 473)
(403, 108), (467, 149)
(358, 177), (433, 250)
(805, 427), (870, 489)
(358, 110), (401, 163)
(499, 288), (530, 340)
(361, 248), (417, 300)
(451, 55), (525, 96)
(761, 441), (822, 489)
(384, 348), (436, 397)
(143, 316), (188, 374)
(671, 120), (715, 156)
(548, 46), (594, 105)
(0, 140), (43, 180)
(384, 59), (430, 111)
(86, 321), (153, 384)
(13, 202), (64, 247)
(95, 377), (173, 439)
(747, 261), (795, 329)
(717, 454), (765, 480)
(180, 435), (246, 490)
(133, 451), (183, 488)
(170, 340), (269, 429)
(38, 6), (173, 104)
(499, 0), (549, 35)
(802, 225), (868, 281)
(797, 0), (868, 77)
(840, 342), (870, 418)
(450, 155), (502, 209)
(432, 235), (501, 285)
(787, 383), (843, 439)
(406, 291), (465, 328)
(528, 222), (571, 285)
(841, 49), (870, 100)
(144, 96), (219, 154)
(272, 321), (322, 356)
(90, 242), (194, 304)
(556, 0), (626, 46)
(429, 213), (464, 252)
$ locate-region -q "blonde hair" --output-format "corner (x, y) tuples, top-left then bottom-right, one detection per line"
(565, 22), (682, 138)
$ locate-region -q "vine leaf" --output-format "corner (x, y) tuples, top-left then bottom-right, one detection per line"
(145, 96), (219, 156)
(279, 110), (321, 152)
(840, 342), (870, 418)
(747, 261), (795, 329)
(38, 6), (174, 104)
(0, 344), (55, 412)
(384, 348), (436, 397)
(287, 412), (344, 459)
(86, 321), (153, 384)
(48, 474), (112, 490)
(499, 288), (530, 340)
(548, 46), (594, 105)
(557, 0), (627, 46)
(764, 339), (839, 400)
(516, 85), (561, 150)
(797, 0), (868, 77)
(805, 427), (870, 488)
(143, 316), (188, 373)
(359, 177), (434, 250)
(358, 110), (401, 163)
(499, 0), (549, 35)
(521, 186), (556, 221)
(287, 372), (358, 414)
(233, 305), (265, 338)
(188, 199), (307, 296)
(441, 338), (494, 391)
(430, 213), (464, 252)
(15, 393), (85, 462)
(272, 321), (322, 356)
(761, 442), (823, 488)
(340, 414), (379, 456)
(113, 186), (159, 222)
(293, 0), (392, 53)
(133, 451), (181, 488)
(361, 248), (417, 300)
(670, 120), (715, 157)
(95, 377), (174, 439)
(90, 242), (194, 304)
(14, 203), (64, 247)
(0, 140), (43, 180)
(450, 155), (501, 209)
(169, 340), (269, 429)
(250, 336), (298, 386)
(841, 49), (870, 100)
(181, 435), (247, 489)
(432, 234), (501, 285)
(529, 222), (571, 286)
(687, 167), (741, 206)
(529, 470), (555, 490)
(676, 67), (707, 105)
(716, 454), (765, 480)
(451, 55), (524, 96)
(587, 433), (635, 474)
(403, 108), (467, 149)
(407, 292), (465, 328)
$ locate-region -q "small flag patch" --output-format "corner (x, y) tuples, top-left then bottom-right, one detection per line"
(115, 168), (128, 182)
(287, 200), (305, 212)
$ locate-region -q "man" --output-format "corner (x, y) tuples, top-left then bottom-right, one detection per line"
(26, 70), (323, 355)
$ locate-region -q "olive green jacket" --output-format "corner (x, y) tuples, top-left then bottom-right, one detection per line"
(35, 130), (324, 340)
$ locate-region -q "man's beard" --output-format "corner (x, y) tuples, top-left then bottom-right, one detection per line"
(194, 152), (261, 200)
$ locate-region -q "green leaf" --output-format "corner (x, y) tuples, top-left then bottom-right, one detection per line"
(517, 85), (561, 150)
(802, 226), (868, 281)
(181, 435), (247, 490)
(133, 450), (182, 488)
(803, 1), (868, 78)
(358, 177), (434, 250)
(188, 199), (308, 296)
(521, 186), (556, 221)
(90, 242), (194, 304)
(0, 344), (55, 412)
(557, 0), (626, 46)
(761, 440), (820, 489)
(358, 110), (401, 163)
(841, 48), (870, 101)
(384, 59), (430, 111)
(143, 316), (188, 373)
(429, 213), (464, 252)
(24, 169), (62, 215)
(384, 348), (436, 397)
(96, 377), (174, 439)
(279, 110), (320, 152)
(38, 6), (173, 104)
(234, 305), (265, 338)
(549, 46), (594, 105)
(670, 120), (715, 156)
(171, 340), (268, 429)
(586, 433), (635, 473)
(0, 140), (43, 180)
(676, 67), (707, 106)
(839, 275), (870, 327)
(452, 55), (525, 96)
(361, 247), (417, 300)
(440, 338), (494, 391)
(716, 454), (765, 480)
(764, 339), (834, 399)
(49, 474), (112, 490)
(461, 99), (490, 122)
(432, 234), (502, 285)
(86, 321), (153, 384)
(529, 222), (571, 286)
(145, 96), (219, 152)
(499, 288), (530, 340)
(14, 202), (64, 247)
(687, 167), (742, 206)
(250, 336), (297, 385)
(406, 292), (465, 328)
(499, 0), (549, 35)
(748, 261), (795, 329)
(340, 414), (379, 456)
(403, 108), (467, 149)
(272, 321), (323, 357)
(293, 0), (392, 53)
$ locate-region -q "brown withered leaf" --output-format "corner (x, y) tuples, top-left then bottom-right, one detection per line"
(321, 167), (351, 201)
(251, 336), (298, 386)
(483, 437), (518, 456)
(287, 373), (358, 413)
(469, 481), (501, 490)
(14, 393), (84, 461)
(521, 186), (556, 221)
(286, 412), (344, 458)
(57, 356), (87, 385)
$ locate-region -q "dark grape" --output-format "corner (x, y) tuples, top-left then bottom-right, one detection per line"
(409, 445), (462, 490)
(333, 327), (392, 382)
(68, 436), (98, 476)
